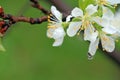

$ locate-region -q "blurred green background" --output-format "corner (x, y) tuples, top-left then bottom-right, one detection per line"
(0, 0), (120, 80)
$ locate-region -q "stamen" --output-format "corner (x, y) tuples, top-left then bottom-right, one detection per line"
(48, 14), (59, 22)
(116, 40), (119, 42)
(77, 29), (81, 35)
(114, 4), (117, 8)
(47, 26), (56, 29)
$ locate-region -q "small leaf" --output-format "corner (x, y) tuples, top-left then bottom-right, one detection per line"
(72, 17), (81, 22)
(62, 22), (69, 29)
(79, 0), (95, 11)
(105, 5), (116, 13)
(0, 38), (6, 52)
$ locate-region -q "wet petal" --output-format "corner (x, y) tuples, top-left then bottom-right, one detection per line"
(86, 4), (98, 15)
(102, 6), (114, 20)
(84, 25), (98, 42)
(71, 7), (83, 17)
(102, 25), (117, 34)
(93, 17), (109, 27)
(111, 15), (120, 32)
(51, 6), (62, 22)
(53, 27), (65, 39)
(88, 38), (99, 56)
(101, 34), (115, 52)
(67, 22), (82, 37)
(53, 37), (64, 46)
(47, 28), (55, 38)
(107, 0), (120, 5)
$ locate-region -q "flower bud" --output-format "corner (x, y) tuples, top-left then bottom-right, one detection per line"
(0, 6), (4, 14)
(0, 21), (5, 27)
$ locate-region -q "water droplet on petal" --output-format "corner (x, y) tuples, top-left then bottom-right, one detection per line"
(88, 53), (93, 60)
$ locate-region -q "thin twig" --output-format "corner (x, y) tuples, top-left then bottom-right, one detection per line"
(0, 5), (48, 36)
(30, 0), (50, 15)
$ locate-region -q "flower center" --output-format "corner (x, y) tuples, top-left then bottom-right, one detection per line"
(81, 13), (90, 30)
(48, 25), (57, 29)
(97, 0), (107, 5)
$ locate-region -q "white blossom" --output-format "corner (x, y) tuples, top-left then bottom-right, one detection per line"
(96, 0), (120, 6)
(67, 4), (98, 39)
(88, 31), (115, 58)
(93, 6), (120, 36)
(87, 6), (118, 57)
(47, 6), (65, 46)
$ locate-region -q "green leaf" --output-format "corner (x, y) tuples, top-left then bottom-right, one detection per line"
(62, 22), (69, 28)
(106, 5), (116, 13)
(72, 17), (81, 22)
(97, 6), (103, 17)
(78, 0), (95, 11)
(0, 38), (6, 52)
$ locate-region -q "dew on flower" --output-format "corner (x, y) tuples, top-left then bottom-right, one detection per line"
(88, 53), (93, 60)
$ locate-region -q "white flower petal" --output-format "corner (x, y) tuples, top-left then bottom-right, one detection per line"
(93, 17), (109, 28)
(86, 4), (98, 15)
(51, 6), (62, 22)
(102, 6), (114, 20)
(53, 37), (64, 46)
(111, 15), (120, 32)
(67, 22), (82, 37)
(47, 28), (55, 38)
(53, 27), (65, 39)
(71, 7), (83, 17)
(84, 25), (98, 42)
(66, 15), (73, 22)
(111, 32), (120, 39)
(107, 0), (120, 5)
(102, 25), (117, 34)
(88, 38), (99, 56)
(101, 34), (115, 52)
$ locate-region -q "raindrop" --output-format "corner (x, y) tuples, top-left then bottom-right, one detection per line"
(88, 53), (93, 60)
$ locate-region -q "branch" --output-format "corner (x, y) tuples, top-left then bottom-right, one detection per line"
(48, 0), (72, 17)
(30, 0), (50, 15)
(99, 44), (120, 64)
(0, 13), (47, 24)
(0, 4), (48, 36)
(0, 0), (51, 36)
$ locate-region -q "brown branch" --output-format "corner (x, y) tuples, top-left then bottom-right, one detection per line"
(99, 43), (120, 64)
(0, 13), (47, 36)
(1, 14), (47, 24)
(0, 20), (11, 37)
(48, 0), (71, 17)
(30, 0), (50, 15)
(105, 50), (120, 64)
(0, 6), (48, 36)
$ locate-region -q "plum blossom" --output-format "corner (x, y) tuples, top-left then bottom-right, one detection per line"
(96, 0), (120, 6)
(47, 6), (65, 46)
(88, 6), (119, 58)
(67, 4), (98, 40)
(88, 32), (115, 59)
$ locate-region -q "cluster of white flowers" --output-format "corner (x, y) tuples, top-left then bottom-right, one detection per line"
(47, 0), (120, 59)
